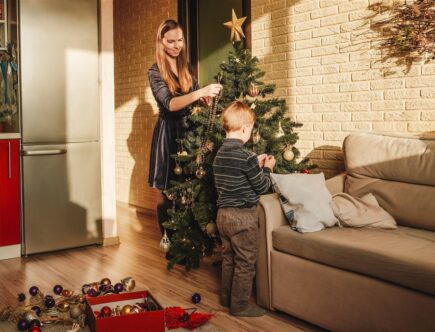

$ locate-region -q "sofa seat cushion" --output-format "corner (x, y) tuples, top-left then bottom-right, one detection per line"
(272, 226), (435, 295)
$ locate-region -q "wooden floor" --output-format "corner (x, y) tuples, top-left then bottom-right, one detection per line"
(0, 203), (322, 332)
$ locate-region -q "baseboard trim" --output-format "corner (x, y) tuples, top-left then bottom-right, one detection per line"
(102, 236), (120, 246)
(0, 244), (21, 260)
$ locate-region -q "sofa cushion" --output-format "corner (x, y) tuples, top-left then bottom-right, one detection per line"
(343, 133), (435, 231)
(272, 226), (435, 295)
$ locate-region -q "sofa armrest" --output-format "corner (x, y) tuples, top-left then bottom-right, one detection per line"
(256, 193), (287, 310)
(325, 172), (346, 195)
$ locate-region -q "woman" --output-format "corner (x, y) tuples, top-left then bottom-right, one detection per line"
(148, 19), (222, 234)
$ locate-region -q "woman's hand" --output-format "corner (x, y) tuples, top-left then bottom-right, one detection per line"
(199, 84), (222, 98)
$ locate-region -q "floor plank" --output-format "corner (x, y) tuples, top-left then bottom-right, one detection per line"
(0, 203), (323, 332)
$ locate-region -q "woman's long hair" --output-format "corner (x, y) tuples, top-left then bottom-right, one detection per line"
(156, 20), (192, 95)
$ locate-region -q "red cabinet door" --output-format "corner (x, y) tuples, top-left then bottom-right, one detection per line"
(0, 139), (21, 246)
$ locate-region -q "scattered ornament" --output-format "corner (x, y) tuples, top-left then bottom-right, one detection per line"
(17, 293), (26, 302)
(23, 310), (38, 322)
(28, 327), (41, 332)
(191, 293), (201, 304)
(87, 288), (98, 297)
(160, 230), (171, 253)
(53, 284), (63, 295)
(29, 319), (41, 327)
(17, 319), (29, 331)
(29, 286), (39, 297)
(100, 278), (111, 286)
(31, 306), (41, 316)
(121, 304), (133, 316)
(121, 277), (136, 292)
(114, 283), (124, 293)
(44, 297), (55, 309)
(69, 304), (82, 319)
(57, 301), (70, 312)
(61, 289), (73, 297)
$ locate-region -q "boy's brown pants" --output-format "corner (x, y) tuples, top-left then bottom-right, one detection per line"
(216, 206), (258, 313)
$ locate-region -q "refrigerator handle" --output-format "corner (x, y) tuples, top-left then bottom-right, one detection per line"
(8, 142), (11, 179)
(22, 149), (67, 156)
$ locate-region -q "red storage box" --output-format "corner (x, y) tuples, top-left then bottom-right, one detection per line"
(85, 290), (165, 332)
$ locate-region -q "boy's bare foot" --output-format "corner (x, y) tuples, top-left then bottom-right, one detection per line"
(231, 304), (267, 317)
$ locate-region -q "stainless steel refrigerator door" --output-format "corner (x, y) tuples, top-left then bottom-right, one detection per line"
(20, 0), (99, 143)
(22, 142), (102, 254)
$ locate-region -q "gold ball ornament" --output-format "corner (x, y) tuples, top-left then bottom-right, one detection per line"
(206, 222), (218, 237)
(174, 165), (183, 175)
(192, 106), (202, 115)
(61, 289), (74, 297)
(57, 302), (70, 312)
(248, 84), (259, 98)
(196, 167), (206, 179)
(177, 151), (188, 156)
(121, 305), (133, 315)
(181, 195), (188, 205)
(121, 277), (136, 292)
(283, 148), (295, 161)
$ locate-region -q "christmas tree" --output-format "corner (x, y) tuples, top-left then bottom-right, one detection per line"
(161, 41), (315, 270)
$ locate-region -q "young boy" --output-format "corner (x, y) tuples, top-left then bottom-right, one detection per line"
(213, 101), (276, 317)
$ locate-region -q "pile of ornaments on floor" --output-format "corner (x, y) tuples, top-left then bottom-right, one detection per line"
(0, 277), (137, 331)
(0, 277), (212, 331)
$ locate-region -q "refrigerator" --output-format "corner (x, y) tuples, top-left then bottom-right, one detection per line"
(20, 0), (102, 254)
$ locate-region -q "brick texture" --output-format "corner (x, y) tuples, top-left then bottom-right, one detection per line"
(251, 0), (435, 177)
(114, 0), (177, 210)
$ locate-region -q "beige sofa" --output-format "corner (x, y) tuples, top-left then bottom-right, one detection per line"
(256, 132), (435, 332)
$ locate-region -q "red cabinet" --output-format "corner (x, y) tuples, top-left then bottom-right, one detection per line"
(0, 139), (20, 247)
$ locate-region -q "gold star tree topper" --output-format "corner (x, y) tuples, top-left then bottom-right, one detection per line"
(223, 9), (247, 42)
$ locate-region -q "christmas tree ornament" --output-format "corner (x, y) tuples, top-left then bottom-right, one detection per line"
(93, 311), (101, 319)
(223, 9), (247, 42)
(23, 310), (38, 322)
(206, 222), (217, 237)
(29, 319), (41, 327)
(174, 164), (183, 175)
(121, 304), (133, 315)
(250, 103), (256, 110)
(81, 284), (91, 295)
(275, 121), (285, 138)
(29, 286), (39, 297)
(69, 304), (82, 319)
(192, 106), (202, 115)
(283, 146), (295, 161)
(61, 289), (73, 297)
(177, 150), (188, 156)
(252, 130), (261, 144)
(160, 230), (171, 253)
(100, 306), (112, 318)
(53, 284), (63, 295)
(29, 327), (41, 332)
(44, 297), (55, 309)
(121, 277), (136, 291)
(17, 292), (26, 302)
(206, 140), (214, 152)
(248, 83), (259, 97)
(100, 278), (111, 286)
(114, 282), (124, 293)
(31, 306), (41, 316)
(303, 169), (310, 174)
(17, 319), (29, 331)
(57, 302), (70, 312)
(191, 293), (202, 304)
(196, 166), (206, 179)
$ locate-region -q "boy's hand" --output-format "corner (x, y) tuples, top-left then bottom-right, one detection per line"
(264, 155), (276, 170)
(257, 154), (267, 167)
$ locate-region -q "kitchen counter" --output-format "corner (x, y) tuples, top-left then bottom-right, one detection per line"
(0, 133), (21, 139)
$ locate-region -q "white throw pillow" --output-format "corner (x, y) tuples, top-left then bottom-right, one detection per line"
(271, 173), (337, 233)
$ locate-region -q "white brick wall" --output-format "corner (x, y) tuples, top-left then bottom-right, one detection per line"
(251, 0), (435, 177)
(114, 0), (177, 209)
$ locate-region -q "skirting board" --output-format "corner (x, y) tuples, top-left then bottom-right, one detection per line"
(102, 236), (120, 246)
(0, 244), (21, 260)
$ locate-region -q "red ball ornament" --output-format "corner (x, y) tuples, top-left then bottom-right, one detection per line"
(303, 169), (310, 174)
(28, 327), (41, 332)
(94, 311), (101, 319)
(100, 306), (112, 318)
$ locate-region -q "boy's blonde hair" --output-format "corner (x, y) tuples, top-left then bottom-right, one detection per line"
(222, 101), (256, 133)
